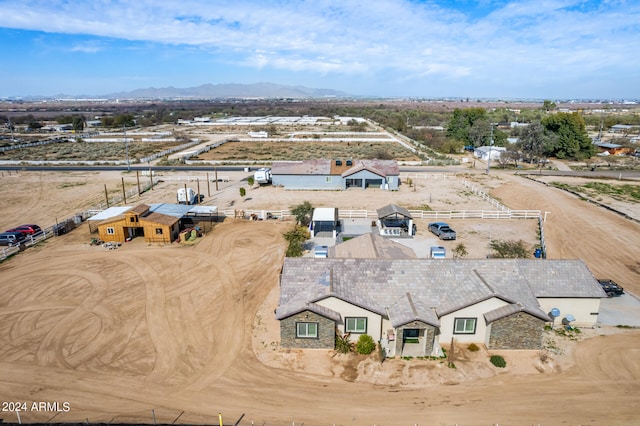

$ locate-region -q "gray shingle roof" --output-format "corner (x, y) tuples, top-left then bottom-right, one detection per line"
(484, 303), (550, 323)
(272, 159), (399, 177)
(376, 204), (413, 219)
(328, 233), (416, 259)
(276, 258), (605, 323)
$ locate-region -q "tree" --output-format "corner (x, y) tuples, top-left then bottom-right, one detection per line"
(518, 121), (555, 163)
(542, 100), (557, 112)
(542, 112), (594, 160)
(290, 201), (313, 226)
(283, 225), (309, 257)
(446, 107), (487, 146)
(502, 148), (522, 168)
(469, 119), (492, 147)
(71, 115), (86, 133)
(490, 239), (530, 258)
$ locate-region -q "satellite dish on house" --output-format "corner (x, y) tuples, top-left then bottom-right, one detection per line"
(562, 314), (576, 326)
(550, 308), (560, 318)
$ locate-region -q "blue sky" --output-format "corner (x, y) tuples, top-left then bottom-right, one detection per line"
(1, 0), (638, 99)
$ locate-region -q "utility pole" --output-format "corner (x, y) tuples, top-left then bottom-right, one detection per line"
(486, 123), (497, 175)
(123, 124), (130, 172)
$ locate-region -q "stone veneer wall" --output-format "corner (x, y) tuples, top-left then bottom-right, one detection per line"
(393, 321), (437, 356)
(488, 312), (544, 349)
(280, 310), (335, 349)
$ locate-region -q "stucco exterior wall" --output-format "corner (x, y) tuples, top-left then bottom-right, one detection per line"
(316, 297), (383, 341)
(439, 297), (510, 344)
(487, 312), (545, 349)
(280, 310), (335, 349)
(272, 174), (342, 190)
(537, 298), (602, 327)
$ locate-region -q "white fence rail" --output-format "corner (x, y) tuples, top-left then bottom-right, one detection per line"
(460, 180), (510, 211)
(218, 208), (541, 221)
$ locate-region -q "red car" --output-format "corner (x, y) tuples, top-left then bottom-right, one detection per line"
(5, 224), (42, 235)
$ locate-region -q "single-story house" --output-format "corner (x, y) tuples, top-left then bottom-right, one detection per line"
(271, 159), (400, 190)
(276, 258), (606, 355)
(474, 146), (507, 161)
(376, 204), (415, 237)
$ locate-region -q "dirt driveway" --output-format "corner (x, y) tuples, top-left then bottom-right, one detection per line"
(0, 166), (639, 425)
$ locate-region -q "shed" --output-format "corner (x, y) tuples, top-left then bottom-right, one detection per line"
(310, 208), (339, 238)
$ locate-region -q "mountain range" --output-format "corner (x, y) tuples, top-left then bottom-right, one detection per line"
(102, 82), (349, 100)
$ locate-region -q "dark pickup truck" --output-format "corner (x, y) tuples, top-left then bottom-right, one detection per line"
(428, 222), (457, 240)
(598, 279), (624, 297)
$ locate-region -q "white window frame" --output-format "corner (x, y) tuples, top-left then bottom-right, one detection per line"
(454, 317), (477, 334)
(345, 317), (367, 333)
(106, 227), (115, 235)
(296, 322), (318, 338)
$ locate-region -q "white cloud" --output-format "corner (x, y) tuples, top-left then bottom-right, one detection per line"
(0, 0), (638, 96)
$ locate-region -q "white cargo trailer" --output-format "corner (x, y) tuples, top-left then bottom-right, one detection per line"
(254, 168), (272, 184)
(177, 187), (198, 205)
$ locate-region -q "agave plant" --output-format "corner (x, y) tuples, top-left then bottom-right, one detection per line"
(335, 330), (354, 354)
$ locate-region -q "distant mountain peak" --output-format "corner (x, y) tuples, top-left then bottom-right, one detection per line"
(104, 82), (349, 99)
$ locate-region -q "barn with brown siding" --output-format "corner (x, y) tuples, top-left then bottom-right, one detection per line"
(97, 203), (180, 243)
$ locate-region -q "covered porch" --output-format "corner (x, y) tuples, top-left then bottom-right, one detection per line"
(376, 204), (415, 237)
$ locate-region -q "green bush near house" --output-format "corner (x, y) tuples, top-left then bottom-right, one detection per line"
(490, 355), (507, 368)
(355, 334), (376, 355)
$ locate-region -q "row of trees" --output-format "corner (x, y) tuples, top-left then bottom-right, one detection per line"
(446, 108), (595, 161)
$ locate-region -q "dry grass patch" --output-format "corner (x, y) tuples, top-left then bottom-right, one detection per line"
(197, 141), (421, 161)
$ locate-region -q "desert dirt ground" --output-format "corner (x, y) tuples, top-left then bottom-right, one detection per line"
(1, 165), (640, 425)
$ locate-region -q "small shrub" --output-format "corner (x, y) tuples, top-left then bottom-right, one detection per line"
(467, 343), (480, 352)
(490, 355), (506, 368)
(355, 334), (376, 355)
(247, 176), (255, 186)
(239, 187), (246, 197)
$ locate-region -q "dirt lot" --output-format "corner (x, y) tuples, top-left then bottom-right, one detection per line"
(1, 165), (640, 425)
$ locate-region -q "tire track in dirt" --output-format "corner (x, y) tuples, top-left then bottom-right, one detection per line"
(178, 223), (250, 391)
(24, 268), (111, 368)
(116, 254), (183, 383)
(491, 173), (640, 293)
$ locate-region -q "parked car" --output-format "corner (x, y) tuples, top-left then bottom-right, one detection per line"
(598, 279), (624, 297)
(428, 222), (457, 240)
(5, 224), (42, 235)
(0, 231), (27, 246)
